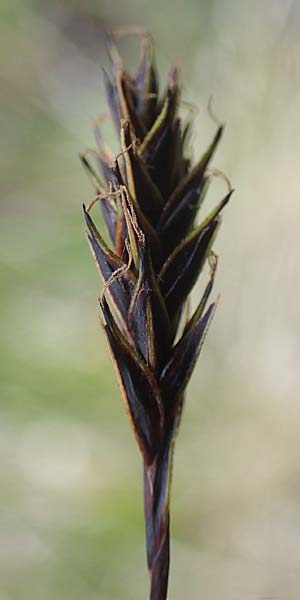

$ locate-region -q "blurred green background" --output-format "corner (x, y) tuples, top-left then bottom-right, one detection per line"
(1, 0), (300, 598)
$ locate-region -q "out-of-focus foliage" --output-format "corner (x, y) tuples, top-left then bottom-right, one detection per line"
(1, 0), (300, 598)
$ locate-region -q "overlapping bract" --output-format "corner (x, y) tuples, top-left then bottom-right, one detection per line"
(83, 33), (231, 464)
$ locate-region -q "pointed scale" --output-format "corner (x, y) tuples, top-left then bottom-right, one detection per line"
(83, 206), (135, 330)
(182, 253), (217, 339)
(159, 217), (219, 323)
(81, 152), (121, 245)
(128, 243), (171, 373)
(159, 125), (223, 225)
(159, 190), (232, 321)
(100, 196), (118, 245)
(121, 120), (164, 226)
(159, 177), (210, 256)
(116, 68), (147, 141)
(119, 175), (163, 271)
(102, 296), (164, 465)
(101, 67), (121, 136)
(134, 33), (158, 128)
(79, 152), (105, 192)
(164, 117), (189, 196)
(138, 67), (179, 165)
(160, 302), (216, 409)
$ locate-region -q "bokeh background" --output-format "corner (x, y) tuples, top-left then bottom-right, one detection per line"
(1, 0), (300, 598)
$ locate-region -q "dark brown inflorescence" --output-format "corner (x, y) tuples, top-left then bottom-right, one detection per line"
(82, 29), (232, 600)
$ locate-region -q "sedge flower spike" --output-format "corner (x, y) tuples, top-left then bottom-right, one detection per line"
(82, 29), (233, 600)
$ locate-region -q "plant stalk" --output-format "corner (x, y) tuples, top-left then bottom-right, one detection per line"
(144, 430), (174, 600)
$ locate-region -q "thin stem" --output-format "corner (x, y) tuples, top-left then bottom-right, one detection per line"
(149, 519), (170, 600)
(143, 433), (174, 600)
